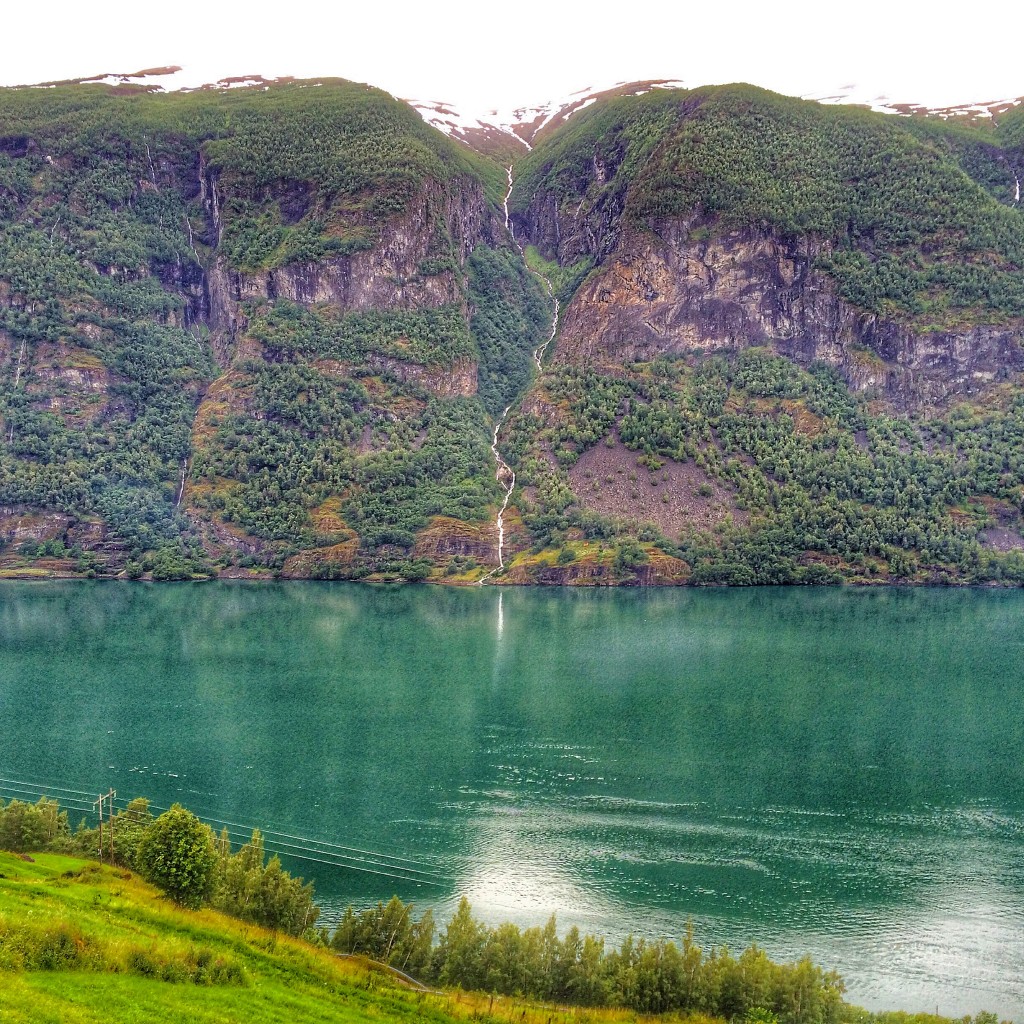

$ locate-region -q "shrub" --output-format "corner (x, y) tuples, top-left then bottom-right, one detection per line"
(136, 805), (217, 908)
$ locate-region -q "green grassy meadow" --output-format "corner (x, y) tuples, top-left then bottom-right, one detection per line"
(0, 851), (708, 1024)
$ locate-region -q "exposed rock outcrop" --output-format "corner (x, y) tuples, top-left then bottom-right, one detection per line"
(553, 214), (1024, 410)
(362, 355), (478, 397)
(200, 167), (503, 365)
(412, 516), (497, 564)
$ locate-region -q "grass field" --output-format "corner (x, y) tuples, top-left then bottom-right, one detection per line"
(0, 852), (721, 1024)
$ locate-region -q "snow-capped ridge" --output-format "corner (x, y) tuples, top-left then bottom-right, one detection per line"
(408, 79), (687, 158)
(804, 83), (1024, 120)
(410, 78), (1024, 159)
(16, 67), (1024, 142)
(27, 66), (302, 94)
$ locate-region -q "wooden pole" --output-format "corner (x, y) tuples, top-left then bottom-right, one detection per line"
(106, 789), (116, 863)
(94, 794), (104, 861)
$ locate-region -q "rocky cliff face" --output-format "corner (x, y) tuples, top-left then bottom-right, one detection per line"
(0, 94), (514, 581)
(513, 175), (622, 270)
(550, 213), (1024, 410)
(199, 163), (503, 365)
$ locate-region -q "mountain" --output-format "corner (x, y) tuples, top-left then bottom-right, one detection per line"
(407, 79), (688, 160)
(803, 83), (1024, 121)
(1, 75), (1024, 585)
(410, 79), (1024, 158)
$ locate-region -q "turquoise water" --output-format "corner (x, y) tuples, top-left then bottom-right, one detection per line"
(0, 582), (1021, 1016)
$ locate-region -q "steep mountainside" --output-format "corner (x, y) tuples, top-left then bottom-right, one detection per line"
(2, 78), (1024, 585)
(0, 80), (548, 581)
(497, 86), (1024, 585)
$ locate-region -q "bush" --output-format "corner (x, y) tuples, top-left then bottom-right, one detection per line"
(136, 805), (217, 908)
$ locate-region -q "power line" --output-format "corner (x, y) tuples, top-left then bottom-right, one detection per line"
(0, 772), (102, 800)
(0, 783), (94, 815)
(0, 772), (448, 873)
(0, 776), (452, 888)
(139, 803), (449, 886)
(154, 808), (450, 878)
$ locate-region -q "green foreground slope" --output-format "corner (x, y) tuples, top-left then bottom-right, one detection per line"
(0, 851), (559, 1024)
(0, 852), (1009, 1024)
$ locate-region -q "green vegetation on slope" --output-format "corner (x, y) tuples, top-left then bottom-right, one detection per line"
(504, 350), (1024, 585)
(0, 798), (1010, 1024)
(0, 80), (501, 270)
(0, 849), (468, 1024)
(0, 81), (521, 580)
(4, 79), (1024, 584)
(335, 895), (846, 1021)
(467, 245), (551, 415)
(0, 122), (215, 576)
(513, 85), (1024, 326)
(188, 299), (502, 577)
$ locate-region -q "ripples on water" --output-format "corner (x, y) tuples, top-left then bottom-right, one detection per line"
(1, 583), (1022, 1016)
(431, 772), (1024, 1015)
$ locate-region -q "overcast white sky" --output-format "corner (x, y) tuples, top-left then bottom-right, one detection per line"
(3, 0), (1021, 113)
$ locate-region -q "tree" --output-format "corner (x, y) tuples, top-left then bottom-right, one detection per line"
(136, 804), (217, 908)
(107, 797), (153, 869)
(211, 828), (319, 935)
(434, 897), (485, 989)
(0, 797), (67, 852)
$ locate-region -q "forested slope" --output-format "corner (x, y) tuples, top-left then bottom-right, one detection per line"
(0, 80), (547, 581)
(498, 86), (1024, 585)
(2, 79), (1024, 584)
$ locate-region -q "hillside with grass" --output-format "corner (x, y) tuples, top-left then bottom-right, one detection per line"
(0, 849), (496, 1024)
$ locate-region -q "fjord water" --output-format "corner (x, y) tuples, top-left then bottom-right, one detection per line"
(1, 583), (1022, 1015)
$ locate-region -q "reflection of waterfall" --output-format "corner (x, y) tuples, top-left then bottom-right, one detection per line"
(490, 589), (511, 696)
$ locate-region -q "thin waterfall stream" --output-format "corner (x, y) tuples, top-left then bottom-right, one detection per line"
(176, 458), (189, 507)
(479, 166), (560, 583)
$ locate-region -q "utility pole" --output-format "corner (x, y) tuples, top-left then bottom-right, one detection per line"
(93, 789), (116, 863)
(106, 789), (116, 864)
(94, 793), (104, 861)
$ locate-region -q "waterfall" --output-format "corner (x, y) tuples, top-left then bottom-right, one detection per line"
(479, 167), (561, 584)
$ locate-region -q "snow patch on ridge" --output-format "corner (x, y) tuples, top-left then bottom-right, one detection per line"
(26, 66), (301, 94)
(408, 79), (687, 153)
(22, 66), (1024, 140)
(805, 83), (1024, 120)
